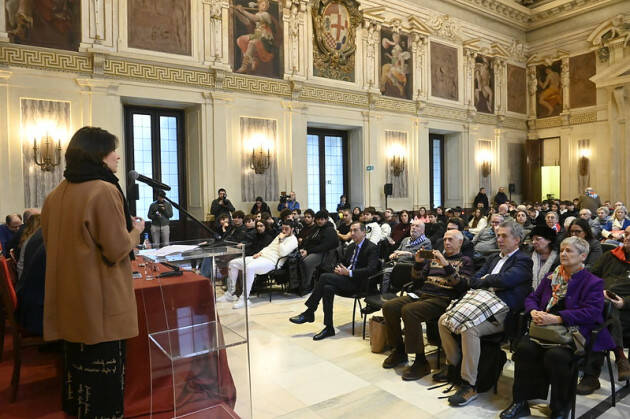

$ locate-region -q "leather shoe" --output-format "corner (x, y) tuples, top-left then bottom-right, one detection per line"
(289, 311), (314, 324)
(500, 401), (530, 419)
(382, 350), (408, 369)
(313, 327), (335, 341)
(402, 359), (431, 381)
(576, 375), (600, 395)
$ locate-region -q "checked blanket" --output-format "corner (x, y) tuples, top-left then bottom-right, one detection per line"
(440, 288), (508, 334)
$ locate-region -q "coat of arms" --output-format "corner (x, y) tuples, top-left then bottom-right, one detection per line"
(312, 0), (361, 81)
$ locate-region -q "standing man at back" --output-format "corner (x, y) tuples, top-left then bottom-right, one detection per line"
(148, 190), (173, 247)
(211, 188), (235, 218)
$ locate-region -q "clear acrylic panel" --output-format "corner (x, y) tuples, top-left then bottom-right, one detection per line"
(137, 240), (251, 418)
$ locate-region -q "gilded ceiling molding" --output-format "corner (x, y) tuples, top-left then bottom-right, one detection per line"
(104, 58), (215, 89)
(223, 73), (292, 97)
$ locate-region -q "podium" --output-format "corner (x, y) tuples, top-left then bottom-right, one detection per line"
(138, 241), (251, 418)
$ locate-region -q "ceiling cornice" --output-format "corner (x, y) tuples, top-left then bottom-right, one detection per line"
(442, 0), (624, 32)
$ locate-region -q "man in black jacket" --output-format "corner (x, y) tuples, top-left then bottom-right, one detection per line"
(210, 188), (235, 218)
(290, 221), (379, 340)
(299, 210), (339, 290)
(473, 188), (489, 212)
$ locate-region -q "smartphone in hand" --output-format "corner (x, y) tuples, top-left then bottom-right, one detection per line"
(606, 290), (619, 300)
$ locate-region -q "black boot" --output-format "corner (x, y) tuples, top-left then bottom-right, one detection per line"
(500, 401), (530, 419)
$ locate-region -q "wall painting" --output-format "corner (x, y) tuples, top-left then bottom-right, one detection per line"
(430, 42), (458, 101)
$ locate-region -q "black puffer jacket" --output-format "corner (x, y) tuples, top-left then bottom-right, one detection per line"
(301, 221), (339, 254)
(246, 231), (274, 256)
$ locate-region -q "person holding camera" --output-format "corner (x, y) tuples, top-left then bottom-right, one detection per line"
(278, 191), (300, 211)
(211, 188), (235, 218)
(148, 190), (173, 247)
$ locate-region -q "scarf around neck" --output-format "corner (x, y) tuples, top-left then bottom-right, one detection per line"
(64, 160), (134, 233)
(532, 249), (558, 290)
(545, 265), (579, 311)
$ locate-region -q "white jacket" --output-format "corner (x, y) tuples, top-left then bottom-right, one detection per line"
(259, 234), (298, 266)
(366, 222), (383, 245)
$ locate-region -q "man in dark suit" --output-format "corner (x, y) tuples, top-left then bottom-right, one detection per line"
(436, 221), (533, 407)
(289, 221), (379, 340)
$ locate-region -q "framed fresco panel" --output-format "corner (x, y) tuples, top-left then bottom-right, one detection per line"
(231, 0), (283, 78)
(380, 28), (412, 100)
(430, 42), (458, 101)
(128, 0), (191, 55)
(507, 64), (527, 114)
(474, 55), (494, 113)
(536, 61), (563, 118)
(570, 52), (596, 109)
(5, 0), (81, 51)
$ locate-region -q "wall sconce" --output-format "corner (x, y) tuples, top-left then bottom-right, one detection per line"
(477, 148), (492, 178)
(388, 143), (406, 177)
(248, 133), (272, 174)
(33, 133), (62, 171)
(578, 147), (590, 177)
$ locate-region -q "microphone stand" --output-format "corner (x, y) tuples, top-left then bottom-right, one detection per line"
(161, 195), (217, 239)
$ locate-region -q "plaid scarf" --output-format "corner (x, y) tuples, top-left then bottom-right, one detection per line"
(545, 265), (577, 311)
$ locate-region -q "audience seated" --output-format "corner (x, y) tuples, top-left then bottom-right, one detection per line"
(219, 220), (298, 308)
(595, 206), (611, 238)
(289, 221), (378, 340)
(382, 230), (473, 380)
(530, 225), (559, 290)
(514, 210), (533, 238)
(467, 208), (487, 236)
(16, 214), (41, 279)
(381, 219), (431, 293)
(15, 228), (46, 336)
(298, 209), (316, 245)
(546, 211), (562, 233)
(472, 214), (503, 257)
(436, 221), (532, 407)
(250, 196), (272, 215)
(244, 220), (275, 256)
(426, 211), (446, 245)
(299, 210), (339, 290)
(361, 209), (383, 245)
(337, 208), (354, 243)
(583, 225), (630, 393)
(602, 206), (630, 244)
(1, 213), (23, 256)
(434, 218), (475, 258)
(579, 208), (601, 238)
(567, 218), (602, 270)
(500, 237), (615, 419)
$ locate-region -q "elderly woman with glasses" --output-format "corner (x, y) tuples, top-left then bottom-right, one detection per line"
(602, 206), (630, 243)
(500, 236), (615, 419)
(567, 218), (603, 270)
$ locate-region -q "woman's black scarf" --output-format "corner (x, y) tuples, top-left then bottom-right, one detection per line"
(64, 160), (134, 233)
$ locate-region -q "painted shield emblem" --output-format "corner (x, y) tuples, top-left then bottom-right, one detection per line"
(322, 3), (350, 52)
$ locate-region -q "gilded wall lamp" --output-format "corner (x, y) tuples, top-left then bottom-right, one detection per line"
(248, 133), (272, 174)
(478, 148), (492, 178)
(33, 132), (62, 171)
(388, 143), (406, 177)
(578, 144), (590, 177)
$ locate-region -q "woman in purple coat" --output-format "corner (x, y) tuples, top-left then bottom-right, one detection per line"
(500, 236), (615, 419)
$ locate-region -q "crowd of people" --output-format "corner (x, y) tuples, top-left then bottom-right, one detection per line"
(2, 133), (630, 418)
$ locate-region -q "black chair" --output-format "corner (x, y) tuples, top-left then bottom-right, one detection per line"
(569, 301), (619, 419)
(336, 259), (383, 338)
(253, 250), (302, 301)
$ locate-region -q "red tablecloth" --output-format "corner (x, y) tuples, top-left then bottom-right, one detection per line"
(125, 259), (237, 418)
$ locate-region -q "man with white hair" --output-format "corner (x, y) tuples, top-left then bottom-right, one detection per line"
(472, 214), (503, 256)
(382, 230), (474, 380)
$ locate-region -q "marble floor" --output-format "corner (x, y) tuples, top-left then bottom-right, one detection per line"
(217, 290), (630, 419)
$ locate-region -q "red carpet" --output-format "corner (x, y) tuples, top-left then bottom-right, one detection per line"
(0, 334), (66, 418)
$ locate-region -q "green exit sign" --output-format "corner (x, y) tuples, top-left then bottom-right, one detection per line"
(366, 165), (374, 171)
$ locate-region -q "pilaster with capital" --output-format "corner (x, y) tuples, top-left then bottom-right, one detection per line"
(464, 48), (478, 110)
(493, 58), (506, 115)
(0, 0), (9, 42)
(411, 33), (428, 101)
(203, 0), (231, 70)
(362, 19), (381, 92)
(283, 0), (308, 80)
(561, 56), (570, 113)
(79, 0), (116, 51)
(527, 65), (537, 119)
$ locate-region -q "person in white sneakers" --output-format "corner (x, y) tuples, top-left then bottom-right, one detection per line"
(219, 220), (298, 309)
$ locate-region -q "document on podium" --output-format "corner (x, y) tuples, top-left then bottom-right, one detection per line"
(139, 245), (199, 258)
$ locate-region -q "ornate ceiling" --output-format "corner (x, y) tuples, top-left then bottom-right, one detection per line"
(441, 0), (625, 31)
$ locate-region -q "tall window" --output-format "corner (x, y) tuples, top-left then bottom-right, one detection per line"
(306, 129), (348, 212)
(429, 134), (445, 209)
(124, 107), (186, 223)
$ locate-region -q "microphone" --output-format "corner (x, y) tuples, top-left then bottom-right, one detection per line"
(128, 170), (171, 191)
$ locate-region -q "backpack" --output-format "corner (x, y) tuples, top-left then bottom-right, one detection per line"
(269, 249), (304, 295)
